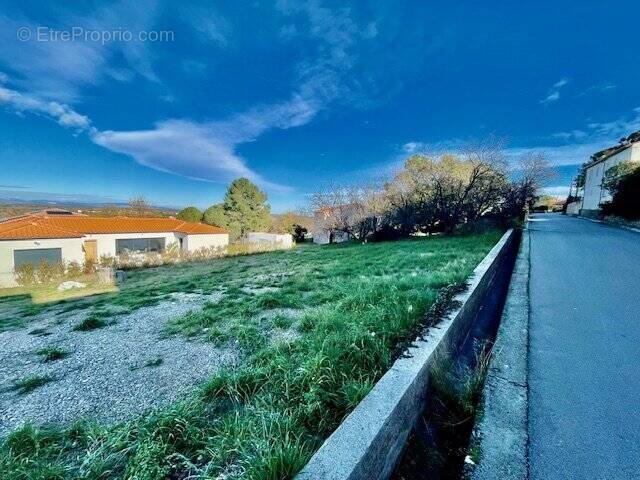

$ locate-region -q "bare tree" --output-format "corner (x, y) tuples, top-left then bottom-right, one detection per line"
(511, 152), (557, 210)
(310, 184), (380, 241)
(128, 196), (152, 216)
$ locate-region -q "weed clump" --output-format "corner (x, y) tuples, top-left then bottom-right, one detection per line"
(11, 375), (54, 394)
(36, 347), (69, 362)
(72, 316), (108, 331)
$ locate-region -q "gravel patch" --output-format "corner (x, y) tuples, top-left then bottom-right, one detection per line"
(253, 272), (293, 282)
(241, 286), (280, 295)
(256, 307), (304, 321)
(0, 291), (239, 437)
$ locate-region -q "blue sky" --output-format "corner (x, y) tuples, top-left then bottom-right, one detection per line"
(1, 1), (639, 212)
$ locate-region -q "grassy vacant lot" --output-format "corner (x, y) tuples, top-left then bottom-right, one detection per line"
(0, 232), (501, 480)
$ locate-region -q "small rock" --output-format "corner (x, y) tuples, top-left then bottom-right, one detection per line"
(57, 281), (86, 291)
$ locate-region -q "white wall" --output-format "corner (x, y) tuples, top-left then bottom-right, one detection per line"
(0, 237), (84, 287)
(582, 145), (639, 210)
(246, 232), (293, 248)
(183, 233), (229, 251)
(313, 229), (351, 245)
(566, 201), (581, 216)
(82, 232), (181, 257)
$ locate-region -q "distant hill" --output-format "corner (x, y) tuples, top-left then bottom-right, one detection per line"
(0, 202), (178, 221)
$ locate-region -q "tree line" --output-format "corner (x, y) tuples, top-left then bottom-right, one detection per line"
(311, 139), (554, 241)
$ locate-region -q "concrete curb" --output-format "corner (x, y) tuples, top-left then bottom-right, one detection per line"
(468, 227), (530, 480)
(576, 215), (640, 234)
(297, 229), (519, 480)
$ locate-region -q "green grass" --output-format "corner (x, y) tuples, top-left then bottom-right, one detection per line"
(71, 315), (108, 332)
(36, 346), (69, 362)
(11, 375), (54, 395)
(0, 232), (502, 479)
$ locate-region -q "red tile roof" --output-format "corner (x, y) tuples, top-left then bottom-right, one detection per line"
(0, 213), (227, 240)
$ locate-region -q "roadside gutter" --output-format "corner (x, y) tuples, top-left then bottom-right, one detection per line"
(467, 227), (530, 480)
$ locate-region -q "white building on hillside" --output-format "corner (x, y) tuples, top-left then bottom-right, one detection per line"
(312, 206), (353, 244)
(581, 132), (640, 214)
(0, 210), (228, 287)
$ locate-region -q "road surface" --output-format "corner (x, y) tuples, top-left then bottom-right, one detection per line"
(528, 214), (640, 479)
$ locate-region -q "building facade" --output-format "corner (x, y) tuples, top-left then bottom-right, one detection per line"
(581, 139), (640, 214)
(0, 211), (228, 287)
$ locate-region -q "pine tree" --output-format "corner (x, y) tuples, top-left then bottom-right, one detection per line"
(203, 178), (270, 240)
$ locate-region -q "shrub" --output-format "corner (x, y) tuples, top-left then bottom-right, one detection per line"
(293, 224), (308, 243)
(161, 242), (181, 263)
(601, 168), (640, 220)
(37, 260), (65, 284)
(66, 261), (83, 279)
(83, 258), (97, 274)
(14, 263), (37, 286)
(99, 255), (116, 268)
(73, 316), (108, 331)
(177, 206), (203, 223)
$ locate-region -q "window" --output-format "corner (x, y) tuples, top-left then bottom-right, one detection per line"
(14, 248), (62, 268)
(116, 237), (165, 254)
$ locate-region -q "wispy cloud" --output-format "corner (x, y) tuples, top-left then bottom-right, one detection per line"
(550, 129), (588, 141)
(540, 185), (573, 198)
(180, 5), (229, 47)
(578, 83), (617, 97)
(540, 77), (569, 104)
(553, 78), (569, 89)
(91, 94), (321, 192)
(0, 86), (91, 131)
(0, 189), (123, 204)
(0, 0), (162, 102)
(399, 108), (640, 173)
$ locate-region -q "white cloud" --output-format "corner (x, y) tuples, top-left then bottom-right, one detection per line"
(550, 129), (588, 141)
(91, 94), (320, 191)
(540, 185), (572, 198)
(541, 91), (560, 104)
(182, 59), (207, 75)
(0, 86), (91, 130)
(553, 78), (569, 88)
(506, 142), (611, 167)
(0, 79), (305, 190)
(540, 77), (569, 104)
(180, 6), (229, 46)
(578, 83), (617, 97)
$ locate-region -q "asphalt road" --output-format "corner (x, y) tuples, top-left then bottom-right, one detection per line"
(528, 214), (640, 479)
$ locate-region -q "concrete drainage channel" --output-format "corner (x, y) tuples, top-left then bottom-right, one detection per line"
(297, 229), (520, 480)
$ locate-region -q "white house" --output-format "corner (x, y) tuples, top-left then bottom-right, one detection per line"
(0, 210), (228, 287)
(581, 133), (640, 214)
(312, 207), (352, 244)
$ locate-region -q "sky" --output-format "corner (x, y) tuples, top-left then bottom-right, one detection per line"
(0, 1), (639, 212)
